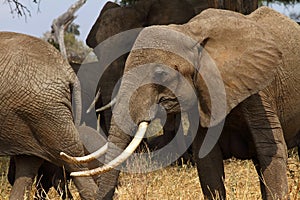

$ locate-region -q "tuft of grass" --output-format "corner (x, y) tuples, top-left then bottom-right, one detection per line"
(0, 157), (11, 200)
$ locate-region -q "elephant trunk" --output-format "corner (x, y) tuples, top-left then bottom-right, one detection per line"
(61, 81), (158, 172)
(93, 118), (133, 200)
(88, 84), (158, 199)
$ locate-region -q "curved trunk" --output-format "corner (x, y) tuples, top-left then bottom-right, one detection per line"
(95, 118), (132, 199)
(95, 82), (158, 198)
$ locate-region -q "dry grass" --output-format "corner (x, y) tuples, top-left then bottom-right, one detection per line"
(0, 151), (299, 200)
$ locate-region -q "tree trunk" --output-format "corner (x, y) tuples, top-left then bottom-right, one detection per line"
(51, 0), (87, 60)
(207, 0), (258, 14)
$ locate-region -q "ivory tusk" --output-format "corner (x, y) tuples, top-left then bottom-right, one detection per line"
(95, 97), (117, 112)
(60, 143), (108, 164)
(181, 112), (190, 136)
(70, 122), (148, 177)
(96, 114), (100, 133)
(86, 89), (101, 113)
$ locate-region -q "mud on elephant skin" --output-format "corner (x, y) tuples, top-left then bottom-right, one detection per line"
(66, 7), (300, 200)
(0, 32), (100, 200)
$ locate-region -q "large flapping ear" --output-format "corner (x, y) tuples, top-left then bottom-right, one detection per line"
(184, 9), (282, 127)
(86, 2), (120, 48)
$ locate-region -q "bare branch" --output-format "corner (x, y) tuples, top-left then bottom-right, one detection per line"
(51, 0), (87, 60)
(6, 0), (31, 20)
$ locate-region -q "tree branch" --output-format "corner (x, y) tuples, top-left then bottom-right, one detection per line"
(6, 0), (32, 20)
(51, 0), (87, 60)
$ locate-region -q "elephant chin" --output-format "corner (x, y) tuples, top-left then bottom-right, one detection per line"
(60, 122), (149, 177)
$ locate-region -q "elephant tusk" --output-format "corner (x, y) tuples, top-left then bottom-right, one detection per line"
(70, 122), (148, 177)
(60, 143), (108, 164)
(95, 97), (117, 112)
(86, 89), (101, 113)
(96, 114), (101, 133)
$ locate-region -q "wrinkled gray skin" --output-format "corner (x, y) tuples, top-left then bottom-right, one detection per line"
(0, 32), (98, 200)
(6, 62), (82, 200)
(98, 7), (300, 200)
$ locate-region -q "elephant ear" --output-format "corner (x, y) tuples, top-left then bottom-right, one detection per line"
(187, 9), (283, 127)
(86, 2), (120, 48)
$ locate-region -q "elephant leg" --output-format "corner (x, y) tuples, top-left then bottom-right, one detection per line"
(51, 167), (73, 200)
(35, 162), (72, 200)
(252, 158), (268, 199)
(35, 167), (52, 200)
(192, 128), (225, 200)
(30, 116), (98, 199)
(298, 144), (300, 160)
(7, 157), (16, 186)
(9, 155), (43, 200)
(242, 93), (288, 200)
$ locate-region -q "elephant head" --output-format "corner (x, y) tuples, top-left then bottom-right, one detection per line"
(85, 0), (196, 137)
(106, 7), (281, 131)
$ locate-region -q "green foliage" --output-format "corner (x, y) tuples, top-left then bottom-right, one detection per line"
(64, 31), (92, 63)
(66, 23), (80, 36)
(262, 0), (300, 5)
(115, 0), (139, 6)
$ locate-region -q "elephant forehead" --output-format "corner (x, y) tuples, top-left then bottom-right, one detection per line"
(132, 26), (200, 66)
(126, 49), (195, 76)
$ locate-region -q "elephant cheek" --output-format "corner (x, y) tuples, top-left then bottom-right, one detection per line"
(127, 85), (159, 124)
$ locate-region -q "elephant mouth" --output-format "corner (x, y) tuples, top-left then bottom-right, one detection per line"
(158, 97), (180, 112)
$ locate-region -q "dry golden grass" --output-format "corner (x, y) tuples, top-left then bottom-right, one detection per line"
(0, 150), (299, 200)
(114, 152), (299, 200)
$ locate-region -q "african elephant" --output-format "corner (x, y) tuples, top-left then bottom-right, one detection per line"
(65, 7), (300, 200)
(85, 0), (196, 170)
(0, 31), (99, 199)
(6, 62), (80, 200)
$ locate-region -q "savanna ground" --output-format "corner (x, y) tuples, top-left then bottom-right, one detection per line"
(0, 149), (299, 200)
